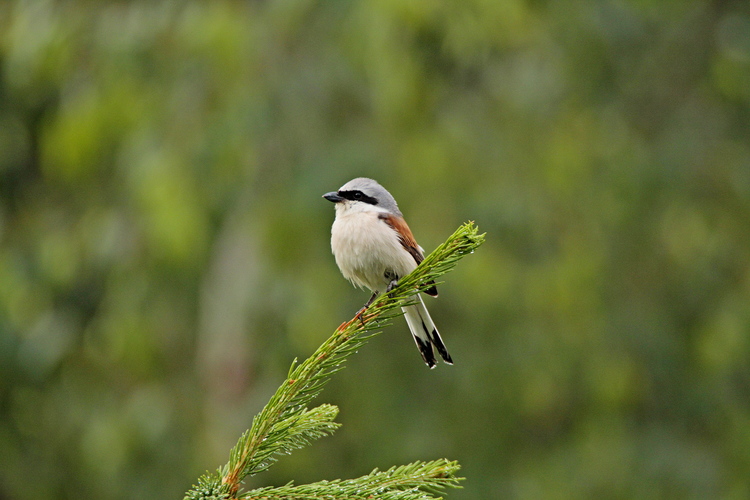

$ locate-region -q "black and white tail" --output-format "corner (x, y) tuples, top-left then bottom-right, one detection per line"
(402, 296), (453, 368)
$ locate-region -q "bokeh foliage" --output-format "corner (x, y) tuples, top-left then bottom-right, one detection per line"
(1, 0), (749, 499)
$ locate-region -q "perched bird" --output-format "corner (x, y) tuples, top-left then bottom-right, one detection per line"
(323, 177), (452, 368)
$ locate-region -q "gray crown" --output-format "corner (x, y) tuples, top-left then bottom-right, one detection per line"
(339, 177), (402, 217)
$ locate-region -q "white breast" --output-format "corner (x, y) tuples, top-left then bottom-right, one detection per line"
(330, 209), (417, 293)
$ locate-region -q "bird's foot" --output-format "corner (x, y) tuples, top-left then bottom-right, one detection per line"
(386, 279), (398, 299)
(355, 292), (379, 325)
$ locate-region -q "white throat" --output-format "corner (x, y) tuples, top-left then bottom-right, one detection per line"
(334, 200), (390, 218)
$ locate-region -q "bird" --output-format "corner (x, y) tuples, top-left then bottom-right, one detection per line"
(323, 177), (452, 368)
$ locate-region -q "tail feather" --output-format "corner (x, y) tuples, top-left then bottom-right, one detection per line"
(402, 296), (453, 368)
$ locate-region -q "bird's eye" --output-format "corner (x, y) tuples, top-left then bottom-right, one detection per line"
(353, 192), (363, 199)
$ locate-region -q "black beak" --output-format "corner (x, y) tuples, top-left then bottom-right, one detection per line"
(323, 191), (343, 203)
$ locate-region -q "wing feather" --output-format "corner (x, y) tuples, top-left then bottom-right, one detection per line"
(378, 213), (438, 296)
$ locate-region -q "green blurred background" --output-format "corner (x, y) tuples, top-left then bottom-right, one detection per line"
(2, 0), (750, 498)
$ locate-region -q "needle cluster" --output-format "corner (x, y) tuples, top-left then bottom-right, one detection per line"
(184, 222), (485, 500)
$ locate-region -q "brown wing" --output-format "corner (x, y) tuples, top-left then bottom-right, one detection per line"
(379, 213), (438, 297)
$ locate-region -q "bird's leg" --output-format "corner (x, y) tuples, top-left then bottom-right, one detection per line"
(354, 291), (379, 324)
(363, 291), (379, 309)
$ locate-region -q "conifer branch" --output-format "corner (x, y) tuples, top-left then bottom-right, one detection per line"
(241, 459), (462, 500)
(184, 222), (484, 500)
